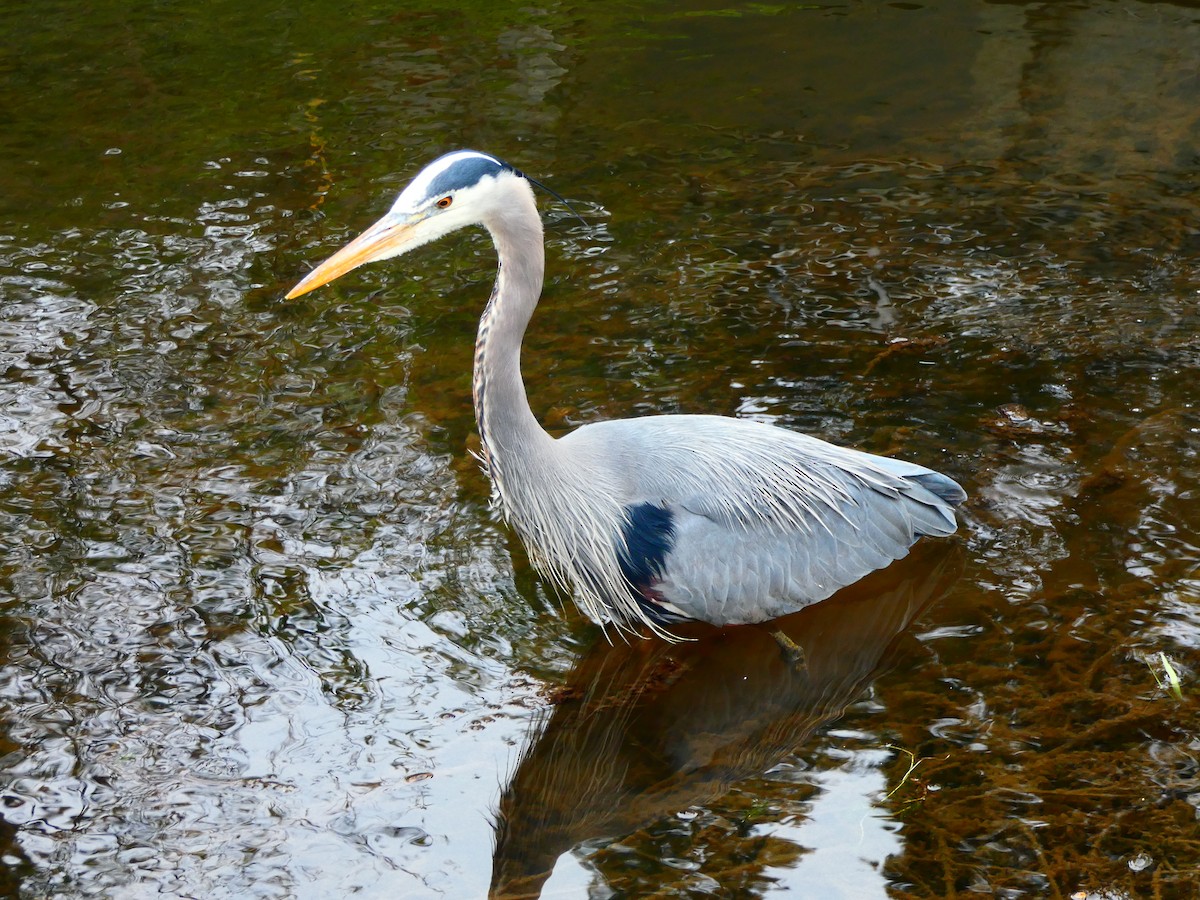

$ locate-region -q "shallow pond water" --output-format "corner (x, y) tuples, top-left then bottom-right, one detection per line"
(1, 1), (1199, 897)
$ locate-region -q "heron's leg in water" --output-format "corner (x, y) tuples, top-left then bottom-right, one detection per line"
(769, 628), (807, 670)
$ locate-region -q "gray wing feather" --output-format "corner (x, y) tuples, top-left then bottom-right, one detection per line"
(561, 415), (964, 626)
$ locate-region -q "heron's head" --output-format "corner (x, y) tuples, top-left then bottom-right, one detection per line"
(285, 149), (527, 299)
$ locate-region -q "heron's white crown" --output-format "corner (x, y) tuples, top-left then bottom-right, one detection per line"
(391, 150), (512, 214)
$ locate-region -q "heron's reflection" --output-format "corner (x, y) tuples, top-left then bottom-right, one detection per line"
(490, 543), (961, 899)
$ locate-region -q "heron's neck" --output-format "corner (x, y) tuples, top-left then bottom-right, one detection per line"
(473, 196), (555, 501)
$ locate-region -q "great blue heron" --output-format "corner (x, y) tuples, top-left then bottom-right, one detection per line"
(285, 150), (966, 637)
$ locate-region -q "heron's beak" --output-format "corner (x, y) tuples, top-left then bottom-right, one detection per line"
(285, 212), (418, 299)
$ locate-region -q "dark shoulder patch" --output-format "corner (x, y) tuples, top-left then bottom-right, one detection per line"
(618, 503), (676, 592)
(426, 154), (508, 197)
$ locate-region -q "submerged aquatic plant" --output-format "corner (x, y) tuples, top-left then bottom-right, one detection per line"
(1148, 652), (1184, 701)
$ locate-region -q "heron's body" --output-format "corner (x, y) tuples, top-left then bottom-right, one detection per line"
(286, 150), (965, 635)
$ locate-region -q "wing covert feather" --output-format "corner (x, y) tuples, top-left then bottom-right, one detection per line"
(557, 414), (964, 626)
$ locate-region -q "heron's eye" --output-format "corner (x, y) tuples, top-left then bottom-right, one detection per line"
(436, 196), (453, 209)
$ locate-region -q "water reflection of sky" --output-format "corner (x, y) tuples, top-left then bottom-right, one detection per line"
(0, 1), (1199, 897)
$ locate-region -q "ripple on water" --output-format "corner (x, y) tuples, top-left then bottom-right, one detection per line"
(0, 193), (565, 897)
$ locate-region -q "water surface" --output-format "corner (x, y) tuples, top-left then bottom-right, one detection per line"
(1, 1), (1199, 897)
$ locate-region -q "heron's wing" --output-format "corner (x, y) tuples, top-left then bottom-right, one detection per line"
(568, 415), (964, 625)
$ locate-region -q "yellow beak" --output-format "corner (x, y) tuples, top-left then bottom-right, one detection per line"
(285, 213), (417, 299)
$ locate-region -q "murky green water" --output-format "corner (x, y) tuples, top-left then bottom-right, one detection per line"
(2, 1), (1199, 897)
